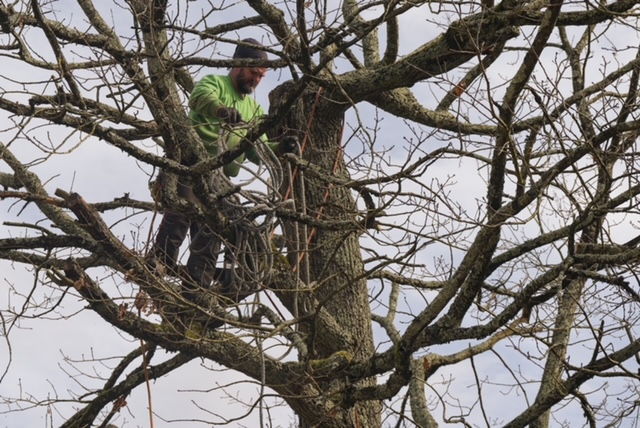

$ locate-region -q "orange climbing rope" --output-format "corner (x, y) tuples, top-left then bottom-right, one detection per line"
(281, 86), (325, 201)
(276, 86), (346, 274)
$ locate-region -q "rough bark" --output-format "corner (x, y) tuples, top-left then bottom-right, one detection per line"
(270, 82), (381, 428)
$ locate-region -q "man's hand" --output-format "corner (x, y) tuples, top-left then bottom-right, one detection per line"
(278, 136), (299, 155)
(216, 106), (243, 124)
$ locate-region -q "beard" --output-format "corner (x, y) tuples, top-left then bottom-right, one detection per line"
(236, 71), (255, 95)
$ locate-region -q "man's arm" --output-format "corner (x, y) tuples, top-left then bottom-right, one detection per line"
(189, 75), (225, 119)
(189, 75), (243, 124)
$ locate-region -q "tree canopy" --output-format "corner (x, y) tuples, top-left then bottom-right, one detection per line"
(2, 0), (640, 427)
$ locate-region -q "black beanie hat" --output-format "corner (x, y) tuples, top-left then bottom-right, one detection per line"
(233, 38), (268, 61)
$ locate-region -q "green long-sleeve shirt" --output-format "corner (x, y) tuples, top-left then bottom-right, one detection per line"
(189, 74), (276, 177)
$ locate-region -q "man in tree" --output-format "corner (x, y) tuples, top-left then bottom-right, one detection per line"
(147, 38), (296, 302)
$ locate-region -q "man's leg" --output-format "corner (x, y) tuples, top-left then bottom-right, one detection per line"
(220, 227), (259, 303)
(183, 222), (222, 301)
(147, 211), (190, 274)
(146, 175), (193, 274)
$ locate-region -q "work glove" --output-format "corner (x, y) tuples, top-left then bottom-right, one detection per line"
(216, 105), (243, 124)
(278, 135), (299, 155)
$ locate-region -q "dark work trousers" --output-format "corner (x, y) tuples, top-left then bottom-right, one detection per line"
(149, 176), (222, 293)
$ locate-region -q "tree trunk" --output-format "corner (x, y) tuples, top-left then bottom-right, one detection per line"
(270, 82), (381, 427)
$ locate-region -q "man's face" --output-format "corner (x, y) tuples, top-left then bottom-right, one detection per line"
(234, 67), (267, 95)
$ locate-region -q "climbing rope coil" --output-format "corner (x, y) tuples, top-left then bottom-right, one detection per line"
(210, 124), (294, 300)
